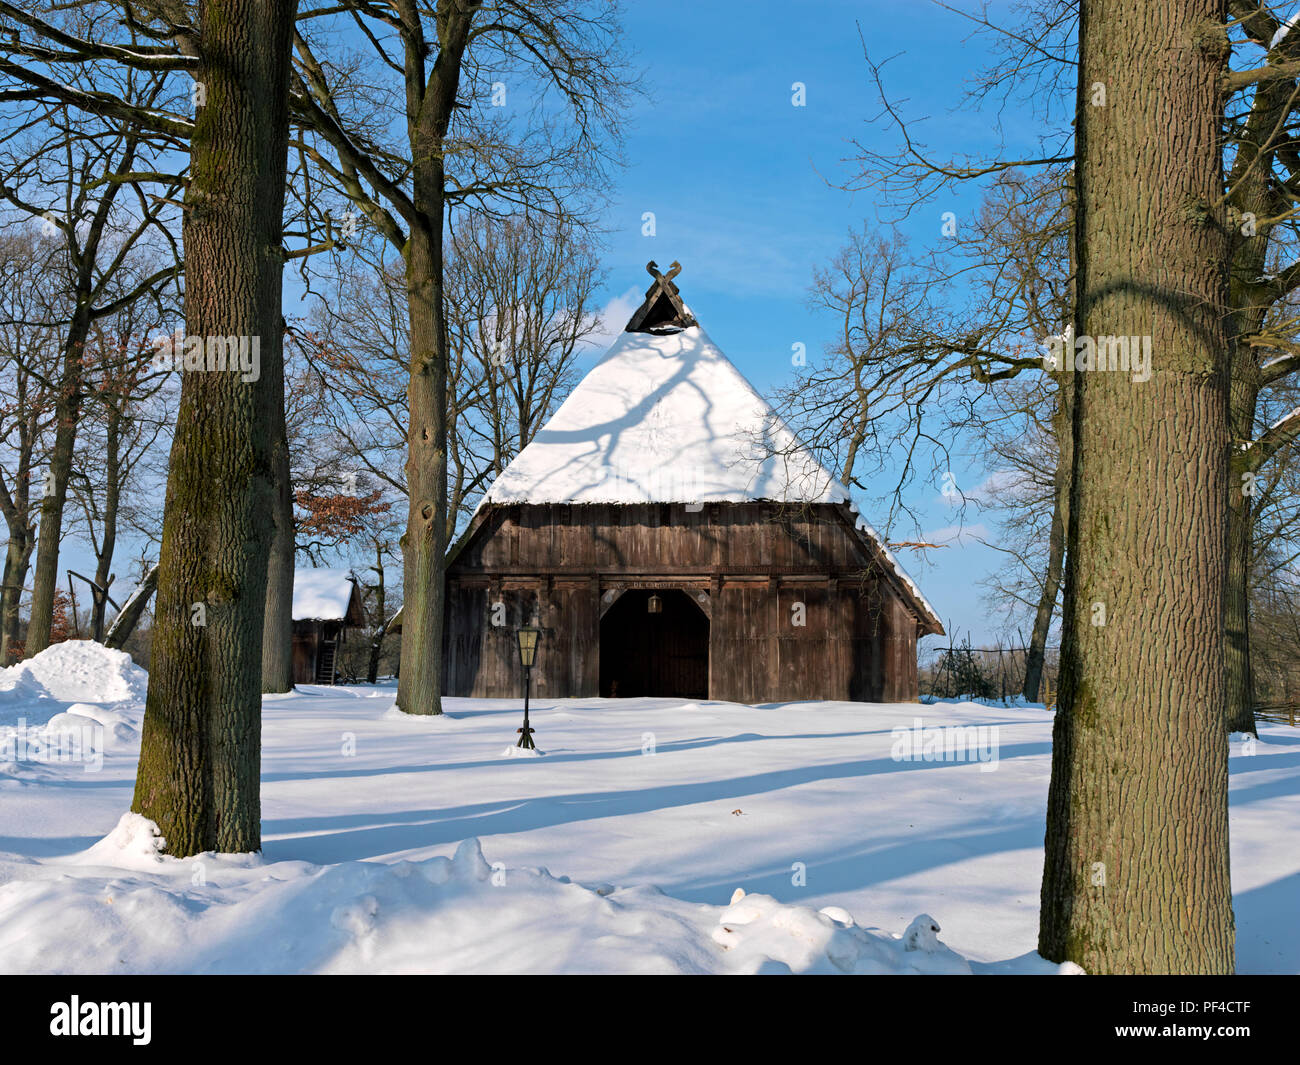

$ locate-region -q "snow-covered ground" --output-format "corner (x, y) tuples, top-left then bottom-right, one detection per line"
(1, 643), (1295, 974)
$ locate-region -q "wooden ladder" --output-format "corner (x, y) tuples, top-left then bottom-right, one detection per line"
(315, 642), (337, 685)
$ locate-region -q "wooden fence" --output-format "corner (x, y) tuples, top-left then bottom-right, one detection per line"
(1255, 703), (1299, 727)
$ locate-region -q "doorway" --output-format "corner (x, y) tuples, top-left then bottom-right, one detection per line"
(599, 589), (709, 699)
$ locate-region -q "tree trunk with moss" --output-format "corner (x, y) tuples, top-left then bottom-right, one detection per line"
(25, 308), (90, 656)
(0, 528), (33, 661)
(1038, 0), (1235, 974)
(262, 368), (295, 693)
(104, 563), (158, 650)
(89, 409), (123, 641)
(0, 427), (35, 660)
(394, 4), (476, 716)
(131, 0), (298, 857)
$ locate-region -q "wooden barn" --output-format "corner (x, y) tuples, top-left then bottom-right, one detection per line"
(292, 568), (365, 684)
(441, 263), (943, 703)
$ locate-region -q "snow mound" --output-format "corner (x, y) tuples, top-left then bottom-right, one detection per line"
(0, 832), (989, 975)
(72, 813), (167, 871)
(0, 641), (147, 706)
(713, 889), (972, 975)
(0, 646), (145, 770)
(0, 669), (46, 708)
(46, 703), (138, 744)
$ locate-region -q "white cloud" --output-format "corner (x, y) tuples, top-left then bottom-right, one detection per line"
(578, 285), (643, 358)
(923, 522), (991, 547)
(938, 468), (1036, 508)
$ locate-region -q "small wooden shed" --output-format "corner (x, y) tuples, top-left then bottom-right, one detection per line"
(292, 568), (365, 684)
(441, 264), (943, 703)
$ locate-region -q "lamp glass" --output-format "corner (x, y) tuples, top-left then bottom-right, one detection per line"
(647, 594), (663, 614)
(517, 626), (540, 667)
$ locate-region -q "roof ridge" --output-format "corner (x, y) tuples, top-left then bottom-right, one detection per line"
(625, 260), (698, 333)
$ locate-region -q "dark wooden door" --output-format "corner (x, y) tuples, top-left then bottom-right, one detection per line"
(600, 589), (708, 699)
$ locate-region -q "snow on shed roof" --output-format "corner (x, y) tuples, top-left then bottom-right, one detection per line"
(478, 322), (940, 631)
(293, 568), (357, 621)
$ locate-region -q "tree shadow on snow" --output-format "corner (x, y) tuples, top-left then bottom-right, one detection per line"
(260, 740), (1051, 869)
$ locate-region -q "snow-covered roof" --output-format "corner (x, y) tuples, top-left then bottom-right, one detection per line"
(478, 324), (940, 631)
(485, 326), (846, 506)
(292, 569), (357, 621)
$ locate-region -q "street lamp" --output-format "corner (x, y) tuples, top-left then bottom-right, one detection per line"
(515, 623), (541, 749)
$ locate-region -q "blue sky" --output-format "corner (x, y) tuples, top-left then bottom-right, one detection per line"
(580, 0), (1049, 653)
(51, 1), (1044, 654)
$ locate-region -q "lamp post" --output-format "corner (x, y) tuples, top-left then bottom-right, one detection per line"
(515, 623), (541, 749)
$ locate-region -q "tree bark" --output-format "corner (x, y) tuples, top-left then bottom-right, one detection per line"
(1039, 0), (1235, 974)
(1022, 423), (1067, 703)
(1224, 393), (1257, 735)
(90, 410), (123, 642)
(25, 309), (91, 655)
(104, 563), (158, 650)
(261, 357), (295, 693)
(0, 367), (38, 662)
(366, 541), (387, 684)
(0, 526), (33, 661)
(131, 0), (298, 857)
(1025, 174), (1078, 706)
(397, 220), (450, 715)
(1217, 69), (1289, 738)
(394, 3), (475, 716)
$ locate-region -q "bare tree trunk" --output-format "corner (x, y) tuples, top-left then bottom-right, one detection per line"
(366, 542), (387, 684)
(131, 0), (298, 857)
(394, 5), (475, 716)
(261, 368), (295, 692)
(1225, 417), (1257, 735)
(1025, 175), (1078, 706)
(25, 312), (90, 655)
(104, 563), (158, 650)
(1217, 68), (1289, 739)
(90, 411), (123, 642)
(1022, 468), (1066, 702)
(1218, 71), (1287, 738)
(1039, 0), (1235, 974)
(0, 528), (32, 661)
(397, 220), (450, 715)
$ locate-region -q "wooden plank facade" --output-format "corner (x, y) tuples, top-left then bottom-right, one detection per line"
(442, 501), (941, 703)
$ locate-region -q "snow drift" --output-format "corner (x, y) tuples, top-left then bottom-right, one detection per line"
(0, 642), (147, 771)
(0, 640), (147, 710)
(0, 814), (1006, 975)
